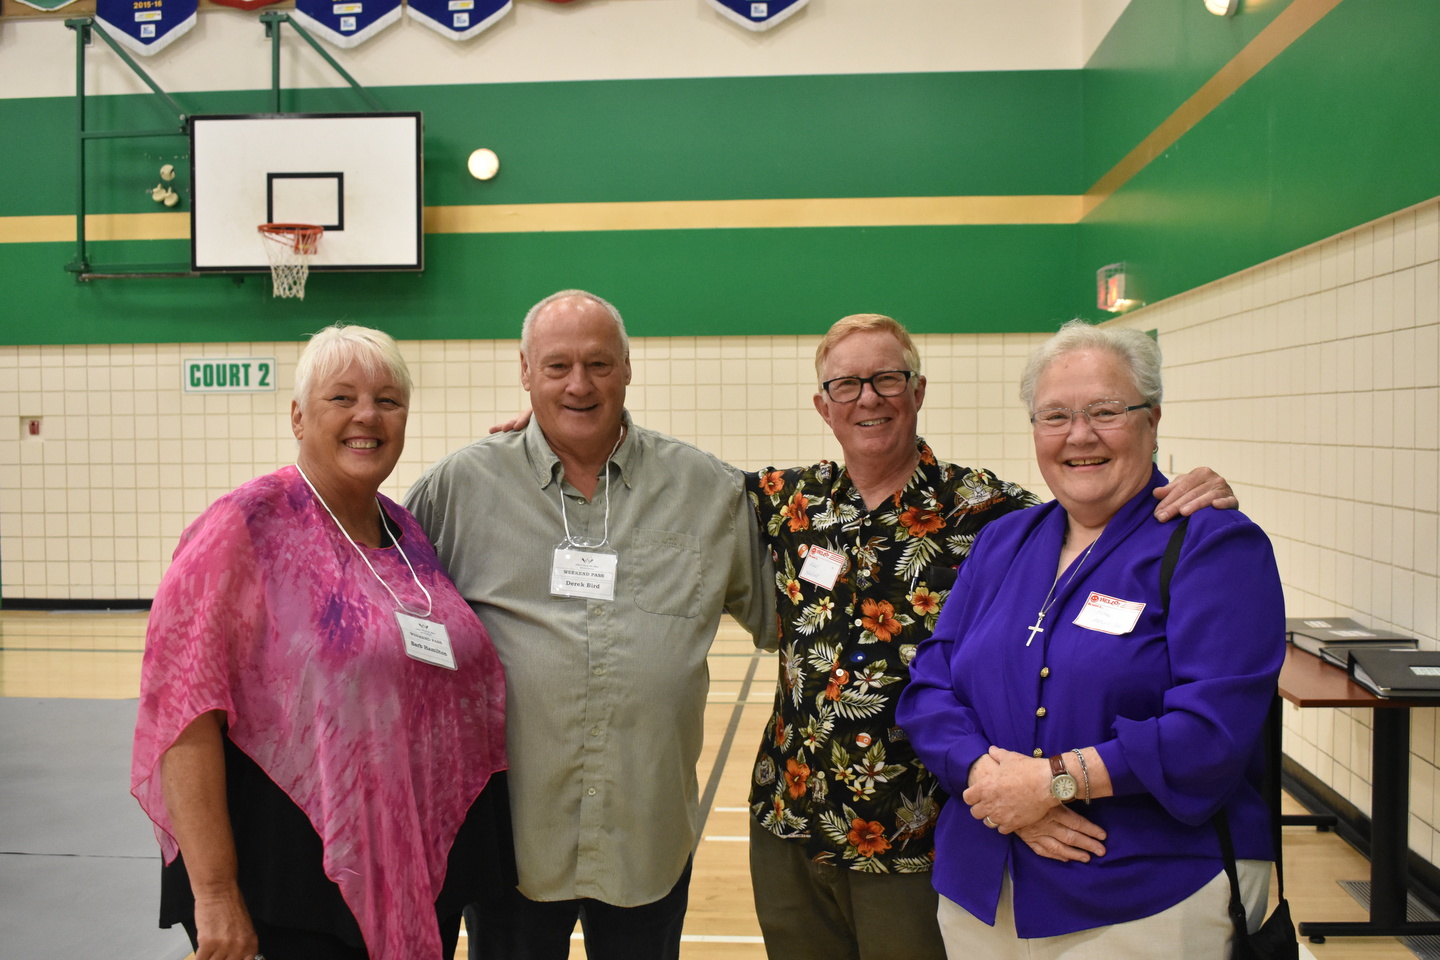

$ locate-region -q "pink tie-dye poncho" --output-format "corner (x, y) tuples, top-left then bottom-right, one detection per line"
(132, 466), (507, 960)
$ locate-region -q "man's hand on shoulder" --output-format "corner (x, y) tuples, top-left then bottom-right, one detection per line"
(1152, 466), (1238, 521)
(489, 410), (532, 434)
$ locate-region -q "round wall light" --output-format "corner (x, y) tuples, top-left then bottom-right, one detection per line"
(1204, 0), (1239, 15)
(468, 148), (500, 181)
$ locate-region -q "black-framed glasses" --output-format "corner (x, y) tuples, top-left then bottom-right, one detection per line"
(1030, 400), (1152, 433)
(820, 370), (915, 403)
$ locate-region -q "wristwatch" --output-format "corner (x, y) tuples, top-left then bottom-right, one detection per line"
(1048, 754), (1078, 803)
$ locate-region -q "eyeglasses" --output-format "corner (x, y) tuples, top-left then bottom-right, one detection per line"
(1030, 400), (1152, 433)
(820, 370), (915, 403)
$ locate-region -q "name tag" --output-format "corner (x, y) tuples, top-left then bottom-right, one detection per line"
(798, 546), (847, 590)
(551, 546), (618, 601)
(396, 612), (456, 670)
(1073, 592), (1145, 635)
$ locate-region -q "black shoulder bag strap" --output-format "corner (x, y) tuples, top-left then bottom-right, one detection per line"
(1163, 515), (1296, 958)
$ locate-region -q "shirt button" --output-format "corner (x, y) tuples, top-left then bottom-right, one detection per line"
(1036, 707), (1047, 717)
(1032, 748), (1044, 758)
(854, 618), (863, 627)
(587, 787), (597, 796)
(593, 667), (605, 677)
(590, 727), (601, 736)
(1040, 667), (1050, 678)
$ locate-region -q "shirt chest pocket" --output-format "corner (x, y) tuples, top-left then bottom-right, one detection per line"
(631, 528), (702, 619)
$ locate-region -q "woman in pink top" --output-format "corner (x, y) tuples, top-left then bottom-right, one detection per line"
(132, 324), (509, 960)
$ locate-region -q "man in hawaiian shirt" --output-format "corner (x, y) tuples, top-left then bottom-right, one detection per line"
(745, 313), (1234, 960)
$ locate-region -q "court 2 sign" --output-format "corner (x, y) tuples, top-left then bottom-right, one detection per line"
(183, 358), (277, 393)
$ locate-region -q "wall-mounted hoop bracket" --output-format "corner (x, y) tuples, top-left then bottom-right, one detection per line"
(62, 13), (387, 280)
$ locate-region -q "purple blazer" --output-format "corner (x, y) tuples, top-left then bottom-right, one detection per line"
(896, 467), (1284, 937)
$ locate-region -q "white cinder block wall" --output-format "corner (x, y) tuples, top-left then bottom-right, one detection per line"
(1, 197), (1435, 861)
(1112, 197), (1440, 860)
(0, 327), (1052, 600)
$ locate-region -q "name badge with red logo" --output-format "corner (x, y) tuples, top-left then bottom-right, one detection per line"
(1073, 592), (1145, 635)
(798, 545), (847, 591)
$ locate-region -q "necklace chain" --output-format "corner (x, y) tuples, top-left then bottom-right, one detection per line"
(1024, 539), (1097, 647)
(295, 464), (434, 618)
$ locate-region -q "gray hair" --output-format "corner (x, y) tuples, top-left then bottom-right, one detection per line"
(293, 324), (412, 409)
(520, 289), (629, 358)
(1019, 319), (1162, 411)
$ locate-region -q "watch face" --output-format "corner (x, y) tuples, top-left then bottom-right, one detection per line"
(1051, 773), (1078, 802)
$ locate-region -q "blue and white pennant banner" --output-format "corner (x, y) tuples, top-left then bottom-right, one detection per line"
(292, 0), (403, 48)
(705, 0), (807, 31)
(94, 0), (199, 56)
(406, 0), (512, 41)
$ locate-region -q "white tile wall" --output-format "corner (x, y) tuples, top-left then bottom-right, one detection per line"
(0, 323), (1050, 601)
(2, 195), (1435, 862)
(1112, 197), (1440, 859)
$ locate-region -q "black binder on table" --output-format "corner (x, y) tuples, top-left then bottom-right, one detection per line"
(1316, 640), (1419, 669)
(1286, 617), (1415, 661)
(1348, 649), (1440, 699)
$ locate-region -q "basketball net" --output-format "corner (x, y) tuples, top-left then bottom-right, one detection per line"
(258, 223), (324, 299)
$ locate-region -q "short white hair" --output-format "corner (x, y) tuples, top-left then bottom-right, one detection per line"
(293, 324), (412, 409)
(520, 289), (629, 358)
(1020, 319), (1162, 411)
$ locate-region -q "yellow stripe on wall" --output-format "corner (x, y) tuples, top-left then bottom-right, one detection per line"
(0, 196), (1083, 244)
(424, 195), (1084, 234)
(1082, 0), (1345, 216)
(0, 213), (189, 244)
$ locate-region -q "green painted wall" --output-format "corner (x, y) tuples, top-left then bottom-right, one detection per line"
(3, 0), (1437, 344)
(1077, 0), (1440, 315)
(12, 224), (1077, 342)
(3, 71), (1082, 343)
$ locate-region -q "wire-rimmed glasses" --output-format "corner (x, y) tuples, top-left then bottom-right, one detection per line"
(1030, 400), (1152, 433)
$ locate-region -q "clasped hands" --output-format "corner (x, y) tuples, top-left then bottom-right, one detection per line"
(964, 745), (1107, 863)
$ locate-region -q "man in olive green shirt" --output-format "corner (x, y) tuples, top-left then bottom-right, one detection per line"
(406, 290), (775, 960)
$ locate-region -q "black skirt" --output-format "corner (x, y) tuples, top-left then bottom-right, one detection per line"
(160, 733), (515, 951)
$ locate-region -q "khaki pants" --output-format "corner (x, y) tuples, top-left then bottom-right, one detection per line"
(937, 861), (1270, 960)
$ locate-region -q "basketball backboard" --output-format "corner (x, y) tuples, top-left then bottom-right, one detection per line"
(190, 113), (423, 272)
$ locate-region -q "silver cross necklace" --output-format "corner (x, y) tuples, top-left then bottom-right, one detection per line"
(1024, 539), (1098, 647)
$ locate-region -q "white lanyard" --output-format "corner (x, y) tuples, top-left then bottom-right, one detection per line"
(556, 426), (625, 549)
(296, 464), (434, 619)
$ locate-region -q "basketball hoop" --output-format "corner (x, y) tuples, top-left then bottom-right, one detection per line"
(258, 223), (323, 299)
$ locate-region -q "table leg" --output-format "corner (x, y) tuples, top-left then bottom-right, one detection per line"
(1299, 708), (1440, 940)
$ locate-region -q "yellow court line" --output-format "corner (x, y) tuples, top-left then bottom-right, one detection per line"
(1082, 0), (1345, 217)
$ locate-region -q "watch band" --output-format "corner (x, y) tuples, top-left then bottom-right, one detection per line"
(1048, 754), (1078, 803)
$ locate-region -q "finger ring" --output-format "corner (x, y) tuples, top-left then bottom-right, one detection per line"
(984, 816), (997, 828)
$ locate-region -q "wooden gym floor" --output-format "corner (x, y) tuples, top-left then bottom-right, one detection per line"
(0, 609), (1420, 960)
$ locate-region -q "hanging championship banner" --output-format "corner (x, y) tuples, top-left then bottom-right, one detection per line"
(406, 0), (511, 41)
(94, 0), (199, 56)
(209, 0), (284, 10)
(292, 0), (402, 48)
(11, 0), (80, 11)
(705, 0), (807, 31)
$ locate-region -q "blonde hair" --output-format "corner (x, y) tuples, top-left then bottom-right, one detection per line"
(293, 324), (412, 409)
(813, 314), (921, 382)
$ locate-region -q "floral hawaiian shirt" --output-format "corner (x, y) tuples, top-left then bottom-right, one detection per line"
(746, 440), (1038, 873)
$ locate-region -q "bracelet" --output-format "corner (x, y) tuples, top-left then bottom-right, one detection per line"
(1072, 748), (1091, 804)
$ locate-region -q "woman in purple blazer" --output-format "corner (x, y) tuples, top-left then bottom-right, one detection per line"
(896, 320), (1284, 958)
